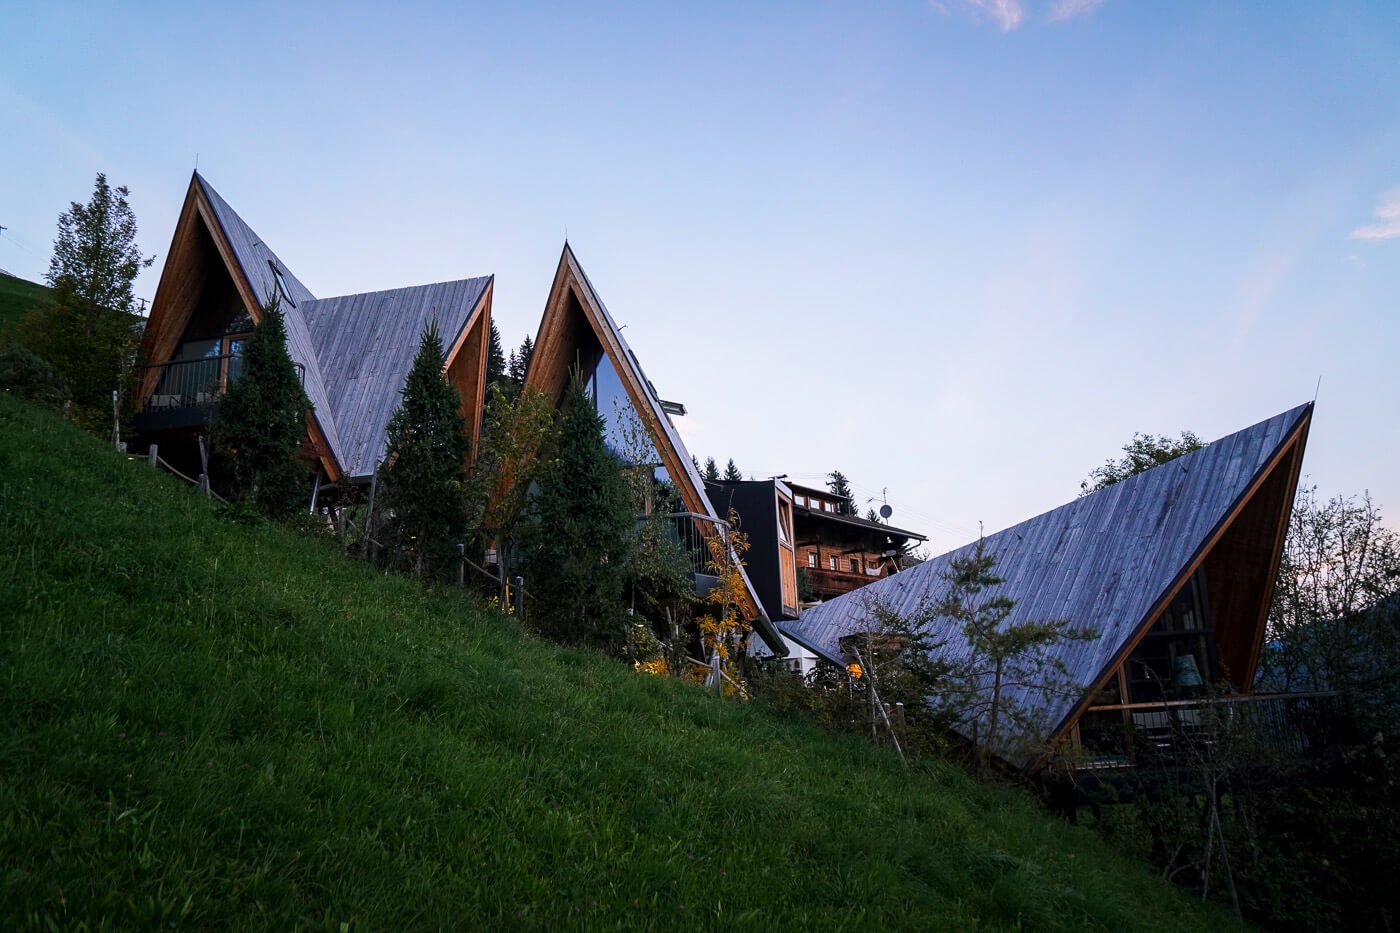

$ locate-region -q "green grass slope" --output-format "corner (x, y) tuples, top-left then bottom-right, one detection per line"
(0, 397), (1236, 930)
(0, 271), (49, 334)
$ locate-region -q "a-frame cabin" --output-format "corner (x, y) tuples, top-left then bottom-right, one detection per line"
(783, 404), (1314, 770)
(523, 244), (787, 655)
(136, 172), (493, 485)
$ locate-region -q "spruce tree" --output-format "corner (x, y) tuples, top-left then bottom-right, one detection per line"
(827, 470), (855, 515)
(379, 320), (470, 577)
(723, 458), (743, 482)
(211, 300), (310, 517)
(523, 378), (632, 650)
(703, 457), (720, 482)
(486, 320), (507, 389)
(507, 335), (535, 388)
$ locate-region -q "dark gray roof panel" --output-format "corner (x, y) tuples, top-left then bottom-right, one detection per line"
(194, 174), (344, 466)
(781, 403), (1312, 766)
(300, 278), (491, 480)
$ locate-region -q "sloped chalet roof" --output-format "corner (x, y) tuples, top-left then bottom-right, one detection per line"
(523, 244), (787, 656)
(782, 403), (1313, 768)
(141, 173), (492, 482)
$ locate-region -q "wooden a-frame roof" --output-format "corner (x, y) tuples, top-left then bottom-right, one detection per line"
(522, 244), (787, 655)
(140, 173), (493, 482)
(782, 403), (1313, 768)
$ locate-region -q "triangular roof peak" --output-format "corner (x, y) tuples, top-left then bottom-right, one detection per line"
(523, 243), (785, 653)
(783, 402), (1313, 767)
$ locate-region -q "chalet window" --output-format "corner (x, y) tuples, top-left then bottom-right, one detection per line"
(807, 552), (816, 568)
(849, 558), (859, 573)
(268, 260), (296, 308)
(777, 500), (793, 546)
(828, 556), (836, 571)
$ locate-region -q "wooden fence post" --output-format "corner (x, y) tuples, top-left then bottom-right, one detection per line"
(147, 444), (158, 468)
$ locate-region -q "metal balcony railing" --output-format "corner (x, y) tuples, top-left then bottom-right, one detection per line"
(138, 355), (304, 413)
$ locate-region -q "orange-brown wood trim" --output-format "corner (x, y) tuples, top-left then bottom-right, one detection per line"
(1039, 412), (1313, 766)
(139, 176), (211, 397)
(305, 416), (342, 483)
(192, 183), (344, 480)
(523, 246), (763, 621)
(443, 278), (492, 460)
(1241, 424), (1310, 681)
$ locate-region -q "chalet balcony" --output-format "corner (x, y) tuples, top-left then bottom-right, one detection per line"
(1070, 691), (1350, 777)
(802, 565), (884, 597)
(134, 355), (303, 432)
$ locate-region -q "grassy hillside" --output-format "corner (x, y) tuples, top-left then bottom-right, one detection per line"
(0, 397), (1235, 930)
(0, 271), (49, 334)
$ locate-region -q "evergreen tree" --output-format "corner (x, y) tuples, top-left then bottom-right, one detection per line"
(486, 320), (507, 389)
(507, 334), (534, 387)
(703, 457), (720, 482)
(827, 470), (855, 515)
(379, 320), (470, 577)
(211, 300), (310, 518)
(16, 172), (154, 426)
(523, 378), (632, 650)
(723, 458), (743, 482)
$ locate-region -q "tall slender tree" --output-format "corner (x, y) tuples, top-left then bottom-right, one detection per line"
(379, 320), (470, 577)
(522, 378), (632, 649)
(486, 320), (507, 390)
(507, 334), (535, 388)
(827, 470), (855, 515)
(16, 172), (154, 425)
(211, 299), (310, 517)
(722, 458), (743, 482)
(702, 457), (721, 482)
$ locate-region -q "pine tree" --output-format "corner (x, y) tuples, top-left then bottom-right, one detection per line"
(827, 470), (855, 515)
(486, 320), (507, 389)
(723, 458), (742, 482)
(703, 457), (720, 482)
(16, 172), (154, 426)
(523, 378), (632, 650)
(507, 334), (534, 387)
(211, 300), (310, 518)
(379, 320), (470, 577)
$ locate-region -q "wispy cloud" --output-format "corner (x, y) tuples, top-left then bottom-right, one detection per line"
(937, 0), (1104, 30)
(1048, 0), (1105, 23)
(964, 0), (1025, 31)
(1350, 188), (1400, 241)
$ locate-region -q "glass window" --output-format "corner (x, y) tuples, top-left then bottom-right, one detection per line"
(807, 552), (816, 568)
(828, 556), (836, 570)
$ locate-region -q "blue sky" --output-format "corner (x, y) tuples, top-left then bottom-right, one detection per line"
(3, 1), (1397, 549)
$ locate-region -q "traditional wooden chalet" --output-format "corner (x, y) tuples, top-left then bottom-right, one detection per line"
(135, 172), (493, 486)
(521, 244), (786, 655)
(783, 404), (1315, 772)
(784, 482), (927, 602)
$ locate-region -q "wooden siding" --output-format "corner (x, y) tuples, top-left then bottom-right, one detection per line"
(781, 403), (1313, 768)
(300, 277), (491, 479)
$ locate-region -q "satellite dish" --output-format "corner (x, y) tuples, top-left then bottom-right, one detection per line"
(879, 504), (893, 519)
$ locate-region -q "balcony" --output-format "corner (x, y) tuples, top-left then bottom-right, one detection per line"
(802, 565), (885, 597)
(1070, 691), (1350, 776)
(134, 355), (303, 432)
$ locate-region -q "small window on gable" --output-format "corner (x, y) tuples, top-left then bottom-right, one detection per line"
(267, 260), (296, 308)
